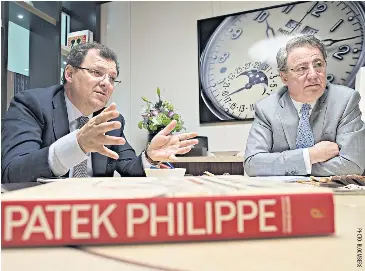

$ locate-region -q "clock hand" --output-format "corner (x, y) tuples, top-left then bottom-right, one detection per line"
(321, 36), (361, 46)
(289, 1), (319, 34)
(226, 84), (250, 97)
(265, 20), (276, 38)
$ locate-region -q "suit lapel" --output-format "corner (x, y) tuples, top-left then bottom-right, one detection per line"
(278, 90), (299, 150)
(52, 88), (70, 141)
(92, 153), (108, 176)
(310, 86), (329, 143)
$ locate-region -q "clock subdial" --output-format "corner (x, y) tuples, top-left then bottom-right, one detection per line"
(205, 62), (279, 120)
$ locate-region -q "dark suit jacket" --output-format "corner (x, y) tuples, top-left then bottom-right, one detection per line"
(1, 85), (145, 183)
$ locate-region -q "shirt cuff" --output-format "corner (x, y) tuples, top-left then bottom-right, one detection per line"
(142, 151), (153, 169)
(48, 130), (89, 176)
(303, 148), (312, 175)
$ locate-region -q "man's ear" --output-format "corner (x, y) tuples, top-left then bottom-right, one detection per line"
(279, 71), (288, 86)
(64, 65), (74, 83)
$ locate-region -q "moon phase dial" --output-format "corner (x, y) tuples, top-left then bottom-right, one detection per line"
(202, 62), (280, 120)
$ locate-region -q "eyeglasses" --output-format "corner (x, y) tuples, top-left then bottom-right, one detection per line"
(286, 60), (326, 76)
(74, 66), (121, 86)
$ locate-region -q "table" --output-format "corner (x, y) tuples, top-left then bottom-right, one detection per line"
(2, 194), (364, 271)
(172, 156), (244, 176)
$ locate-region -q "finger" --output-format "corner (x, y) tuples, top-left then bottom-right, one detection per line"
(168, 153), (178, 161)
(98, 146), (119, 160)
(176, 146), (192, 155)
(99, 135), (126, 146)
(94, 110), (120, 125)
(158, 120), (177, 136)
(178, 132), (199, 141)
(102, 103), (117, 112)
(95, 121), (122, 134)
(179, 139), (199, 147)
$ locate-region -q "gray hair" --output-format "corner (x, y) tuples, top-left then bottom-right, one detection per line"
(276, 35), (327, 72)
(62, 42), (119, 84)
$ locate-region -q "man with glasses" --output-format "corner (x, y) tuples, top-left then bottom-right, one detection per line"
(244, 35), (365, 177)
(2, 42), (198, 183)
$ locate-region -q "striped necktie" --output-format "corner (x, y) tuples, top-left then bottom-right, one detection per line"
(72, 116), (89, 178)
(296, 103), (315, 149)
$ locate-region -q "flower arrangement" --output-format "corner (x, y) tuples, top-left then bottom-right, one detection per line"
(138, 87), (185, 134)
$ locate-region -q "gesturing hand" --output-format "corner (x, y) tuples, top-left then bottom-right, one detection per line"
(76, 103), (126, 160)
(147, 120), (199, 162)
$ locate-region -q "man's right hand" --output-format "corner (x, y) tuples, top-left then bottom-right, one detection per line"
(76, 103), (126, 160)
(309, 141), (340, 164)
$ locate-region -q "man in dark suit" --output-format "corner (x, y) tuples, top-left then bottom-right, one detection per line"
(2, 42), (198, 183)
(244, 35), (365, 177)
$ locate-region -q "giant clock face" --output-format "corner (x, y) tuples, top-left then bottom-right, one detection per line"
(200, 1), (365, 121)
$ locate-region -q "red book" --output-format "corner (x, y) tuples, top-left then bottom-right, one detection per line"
(1, 176), (335, 247)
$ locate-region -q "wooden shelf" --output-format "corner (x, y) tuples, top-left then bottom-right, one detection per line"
(13, 1), (56, 26)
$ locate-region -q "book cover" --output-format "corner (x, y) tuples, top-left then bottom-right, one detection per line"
(1, 176), (335, 247)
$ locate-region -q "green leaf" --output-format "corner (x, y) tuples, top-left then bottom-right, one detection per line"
(142, 97), (151, 103)
(138, 121), (143, 129)
(157, 87), (161, 98)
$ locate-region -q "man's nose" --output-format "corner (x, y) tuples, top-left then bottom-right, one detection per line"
(306, 65), (318, 78)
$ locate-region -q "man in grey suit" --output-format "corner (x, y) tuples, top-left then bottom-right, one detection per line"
(244, 35), (365, 177)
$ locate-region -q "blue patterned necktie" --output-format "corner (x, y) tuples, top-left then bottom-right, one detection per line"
(72, 116), (89, 178)
(296, 103), (314, 149)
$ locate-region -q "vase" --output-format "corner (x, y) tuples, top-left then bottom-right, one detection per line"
(147, 132), (158, 143)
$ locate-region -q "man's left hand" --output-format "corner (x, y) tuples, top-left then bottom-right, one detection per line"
(147, 120), (199, 162)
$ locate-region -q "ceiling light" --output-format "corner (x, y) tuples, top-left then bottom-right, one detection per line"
(18, 14), (24, 19)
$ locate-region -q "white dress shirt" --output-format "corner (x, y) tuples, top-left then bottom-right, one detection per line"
(48, 94), (152, 177)
(290, 98), (317, 175)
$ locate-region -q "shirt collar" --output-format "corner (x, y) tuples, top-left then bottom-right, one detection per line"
(290, 97), (317, 114)
(64, 93), (92, 123)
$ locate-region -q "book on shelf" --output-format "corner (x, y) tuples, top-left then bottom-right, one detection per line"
(1, 175), (335, 248)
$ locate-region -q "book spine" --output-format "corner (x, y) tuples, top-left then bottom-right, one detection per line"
(1, 193), (334, 247)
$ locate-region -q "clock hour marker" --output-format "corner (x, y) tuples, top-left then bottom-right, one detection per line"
(228, 28), (233, 32)
(282, 4), (295, 14)
(218, 52), (230, 63)
(330, 19), (344, 32)
(254, 10), (270, 23)
(231, 28), (242, 40)
(220, 67), (227, 73)
(212, 56), (217, 60)
(348, 16), (354, 21)
(210, 83), (216, 87)
(353, 48), (360, 53)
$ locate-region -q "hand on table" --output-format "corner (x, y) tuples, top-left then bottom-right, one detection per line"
(309, 141), (339, 164)
(76, 103), (126, 160)
(147, 120), (199, 162)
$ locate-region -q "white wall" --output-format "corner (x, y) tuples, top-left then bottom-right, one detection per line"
(100, 1), (300, 154)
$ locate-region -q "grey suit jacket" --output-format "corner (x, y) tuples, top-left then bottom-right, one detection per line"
(244, 83), (365, 177)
